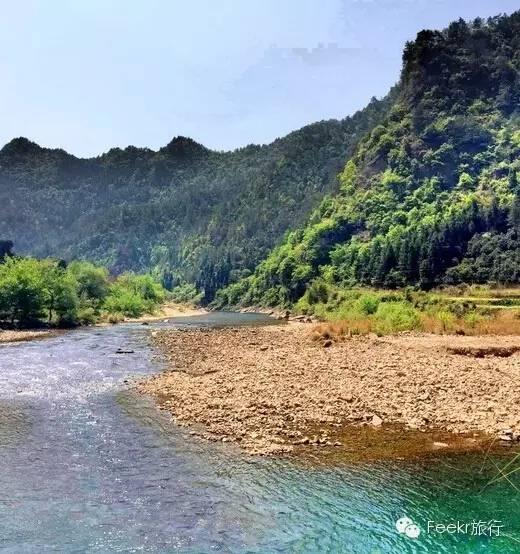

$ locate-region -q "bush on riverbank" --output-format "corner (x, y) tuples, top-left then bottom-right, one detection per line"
(104, 273), (165, 318)
(169, 282), (203, 305)
(298, 282), (520, 337)
(0, 256), (167, 328)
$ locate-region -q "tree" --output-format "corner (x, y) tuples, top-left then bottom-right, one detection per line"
(67, 260), (109, 310)
(0, 257), (46, 326)
(509, 195), (520, 232)
(43, 261), (79, 325)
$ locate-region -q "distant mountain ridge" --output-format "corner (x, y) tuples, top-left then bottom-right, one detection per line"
(0, 97), (391, 300)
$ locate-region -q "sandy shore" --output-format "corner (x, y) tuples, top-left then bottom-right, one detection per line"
(0, 329), (54, 344)
(137, 324), (520, 456)
(125, 303), (206, 323)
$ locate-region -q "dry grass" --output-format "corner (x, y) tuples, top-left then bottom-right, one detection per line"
(439, 285), (520, 298)
(311, 319), (375, 341)
(465, 312), (520, 335)
(312, 309), (520, 341)
(423, 310), (520, 336)
(0, 330), (54, 343)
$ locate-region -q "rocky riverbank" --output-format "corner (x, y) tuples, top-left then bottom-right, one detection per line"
(137, 324), (520, 456)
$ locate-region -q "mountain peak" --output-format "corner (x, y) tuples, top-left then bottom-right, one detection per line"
(159, 136), (209, 159)
(0, 137), (43, 157)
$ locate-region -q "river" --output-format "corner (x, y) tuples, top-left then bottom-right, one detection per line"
(1, 313), (519, 553)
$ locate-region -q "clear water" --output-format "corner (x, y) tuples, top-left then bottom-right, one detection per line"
(1, 313), (520, 553)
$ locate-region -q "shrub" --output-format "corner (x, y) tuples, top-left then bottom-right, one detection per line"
(170, 282), (202, 304)
(67, 261), (109, 310)
(354, 293), (380, 315)
(464, 312), (483, 329)
(50, 274), (80, 326)
(0, 256), (166, 327)
(307, 280), (330, 304)
(104, 289), (146, 318)
(104, 273), (166, 317)
(0, 257), (47, 325)
(436, 310), (456, 332)
(106, 312), (125, 324)
(374, 302), (422, 334)
(77, 306), (97, 325)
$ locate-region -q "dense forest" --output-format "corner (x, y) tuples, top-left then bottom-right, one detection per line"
(0, 97), (390, 302)
(216, 12), (520, 308)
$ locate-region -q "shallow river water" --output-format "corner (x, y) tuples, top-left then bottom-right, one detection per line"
(1, 313), (520, 553)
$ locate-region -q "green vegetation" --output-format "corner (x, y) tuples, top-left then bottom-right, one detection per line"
(3, 12), (520, 320)
(168, 282), (203, 304)
(302, 285), (520, 337)
(0, 97), (390, 302)
(104, 273), (165, 318)
(216, 12), (520, 310)
(0, 255), (166, 328)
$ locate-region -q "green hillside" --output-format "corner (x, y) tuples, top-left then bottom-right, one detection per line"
(0, 99), (389, 302)
(215, 13), (520, 309)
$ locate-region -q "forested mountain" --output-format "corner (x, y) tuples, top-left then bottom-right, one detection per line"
(4, 12), (520, 308)
(217, 12), (520, 307)
(0, 98), (390, 301)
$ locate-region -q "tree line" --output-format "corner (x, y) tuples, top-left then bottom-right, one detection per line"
(0, 247), (165, 328)
(0, 96), (391, 303)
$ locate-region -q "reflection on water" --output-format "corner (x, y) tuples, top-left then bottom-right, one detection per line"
(0, 314), (519, 553)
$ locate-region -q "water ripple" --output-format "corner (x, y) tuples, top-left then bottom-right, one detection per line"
(0, 316), (519, 552)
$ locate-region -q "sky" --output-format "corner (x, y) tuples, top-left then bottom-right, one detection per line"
(0, 0), (518, 157)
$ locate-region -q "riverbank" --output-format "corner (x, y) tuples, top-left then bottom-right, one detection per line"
(137, 323), (520, 457)
(0, 303), (205, 343)
(124, 302), (206, 323)
(0, 329), (55, 344)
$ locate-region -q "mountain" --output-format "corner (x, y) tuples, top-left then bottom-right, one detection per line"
(0, 100), (390, 301)
(216, 12), (520, 308)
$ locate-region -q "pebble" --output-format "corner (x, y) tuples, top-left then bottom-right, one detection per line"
(136, 324), (520, 456)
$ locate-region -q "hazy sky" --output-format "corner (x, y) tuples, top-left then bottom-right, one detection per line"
(1, 0), (518, 157)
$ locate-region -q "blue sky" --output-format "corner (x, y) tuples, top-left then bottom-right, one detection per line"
(1, 0), (518, 157)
